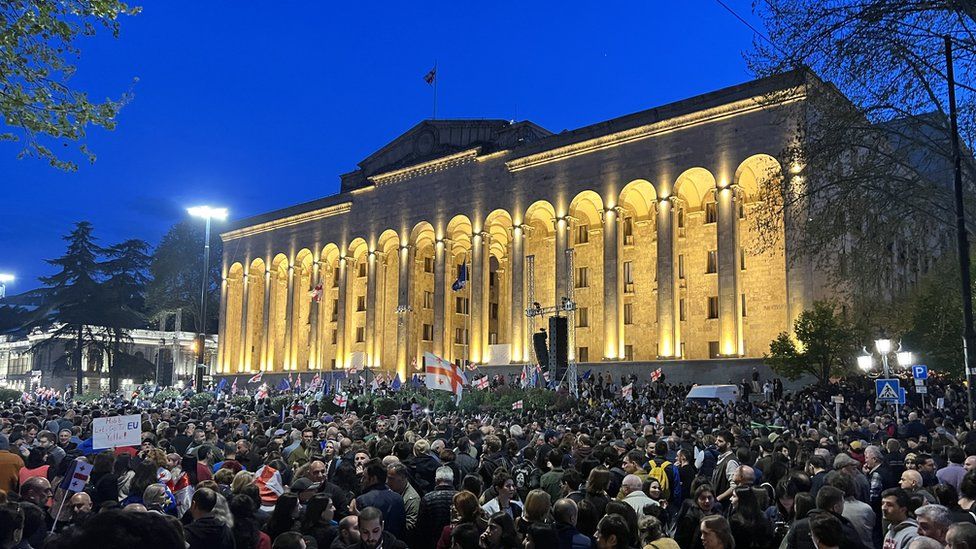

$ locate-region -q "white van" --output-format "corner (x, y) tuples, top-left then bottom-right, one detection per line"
(685, 384), (740, 404)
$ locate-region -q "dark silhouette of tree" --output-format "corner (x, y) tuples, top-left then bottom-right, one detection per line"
(100, 239), (152, 391)
(147, 220), (221, 334)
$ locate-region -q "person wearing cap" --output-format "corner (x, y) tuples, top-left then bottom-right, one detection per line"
(835, 453), (871, 504)
(291, 477), (321, 505)
(0, 434), (24, 495)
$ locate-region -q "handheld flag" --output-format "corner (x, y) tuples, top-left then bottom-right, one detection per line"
(333, 393), (348, 407)
(424, 66), (436, 85)
(451, 263), (468, 291)
(512, 400), (524, 410)
(622, 383), (633, 401)
(582, 369), (592, 381)
(215, 378), (228, 394)
(58, 460), (93, 492)
(231, 377), (238, 395)
(391, 374), (402, 391)
(651, 368), (663, 382)
(309, 284), (323, 302)
(248, 372), (263, 384)
(475, 376), (489, 390)
(294, 374), (302, 392)
(425, 352), (466, 404)
(656, 408), (665, 425)
(255, 383), (269, 399)
(276, 377), (291, 392)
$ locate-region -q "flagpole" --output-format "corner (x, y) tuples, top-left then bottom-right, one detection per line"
(433, 60), (438, 120)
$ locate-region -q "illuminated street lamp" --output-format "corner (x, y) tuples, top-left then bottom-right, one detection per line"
(858, 337), (914, 423)
(0, 273), (13, 300)
(188, 206), (228, 391)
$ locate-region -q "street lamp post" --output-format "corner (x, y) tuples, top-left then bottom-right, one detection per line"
(188, 206), (228, 392)
(0, 274), (14, 300)
(858, 338), (914, 424)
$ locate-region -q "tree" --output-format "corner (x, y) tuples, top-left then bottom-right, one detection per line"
(1, 1), (141, 170)
(146, 220), (222, 334)
(36, 221), (107, 393)
(747, 1), (976, 303)
(100, 238), (152, 391)
(765, 301), (862, 385)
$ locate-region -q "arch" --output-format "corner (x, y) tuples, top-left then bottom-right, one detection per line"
(524, 200), (556, 237)
(673, 167), (717, 211)
(377, 229), (401, 254)
(446, 215), (473, 254)
(348, 237), (369, 259)
(485, 209), (513, 260)
(618, 179), (659, 221)
(734, 154), (783, 203)
(568, 190), (604, 227)
(246, 257), (267, 372)
(411, 221), (436, 249)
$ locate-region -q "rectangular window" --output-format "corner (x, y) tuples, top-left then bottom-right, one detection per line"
(355, 326), (365, 343)
(577, 347), (589, 363)
(331, 329), (337, 345)
(422, 324), (434, 341)
(708, 341), (720, 358)
(490, 302), (499, 320)
(576, 307), (589, 328)
(624, 261), (634, 293)
(358, 261), (366, 277)
(489, 272), (498, 288)
(740, 247), (746, 271)
(455, 297), (469, 314)
(624, 345), (634, 361)
(331, 358), (336, 369)
(707, 296), (719, 319)
(575, 267), (588, 289)
(678, 255), (685, 279)
(678, 209), (685, 229)
(332, 268), (340, 287)
(624, 303), (633, 325)
(705, 202), (717, 224)
(679, 298), (686, 321)
(706, 250), (717, 274)
(356, 296), (366, 312)
(424, 256), (434, 273)
(576, 225), (589, 244)
(454, 328), (468, 344)
(331, 300), (339, 322)
(741, 293), (747, 317)
(623, 217), (635, 245)
(423, 291), (434, 309)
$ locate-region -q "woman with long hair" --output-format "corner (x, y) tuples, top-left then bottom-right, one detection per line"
(91, 451), (119, 509)
(479, 511), (521, 549)
(700, 515), (735, 549)
(262, 492), (299, 541)
(300, 494), (337, 549)
(728, 487), (774, 549)
(230, 493), (271, 549)
(579, 468), (611, 533)
(437, 490), (488, 549)
(674, 484), (719, 549)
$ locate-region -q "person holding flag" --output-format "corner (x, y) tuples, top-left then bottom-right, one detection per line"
(424, 352), (466, 404)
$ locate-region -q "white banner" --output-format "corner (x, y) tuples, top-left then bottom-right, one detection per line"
(92, 414), (142, 449)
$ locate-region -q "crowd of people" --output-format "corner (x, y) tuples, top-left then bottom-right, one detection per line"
(1, 371), (976, 549)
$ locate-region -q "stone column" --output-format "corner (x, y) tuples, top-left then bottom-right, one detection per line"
(282, 264), (296, 371)
(365, 251), (379, 367)
(717, 185), (743, 356)
(335, 257), (351, 369)
(602, 207), (624, 360)
(308, 262), (321, 370)
(396, 244), (415, 379)
(260, 269), (272, 371)
(217, 276), (229, 373)
(510, 225), (526, 363)
(470, 232), (490, 364)
(238, 273), (250, 373)
(433, 239), (448, 358)
(554, 217), (570, 305)
(657, 197), (680, 358)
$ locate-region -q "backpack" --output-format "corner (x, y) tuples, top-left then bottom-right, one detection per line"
(647, 459), (671, 498)
(511, 461), (536, 500)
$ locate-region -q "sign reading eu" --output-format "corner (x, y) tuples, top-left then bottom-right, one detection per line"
(876, 379), (901, 402)
(92, 414), (142, 450)
(912, 365), (929, 380)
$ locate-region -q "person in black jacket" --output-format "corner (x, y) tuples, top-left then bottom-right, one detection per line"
(781, 486), (867, 549)
(416, 466), (458, 549)
(355, 506), (408, 549)
(184, 488), (236, 549)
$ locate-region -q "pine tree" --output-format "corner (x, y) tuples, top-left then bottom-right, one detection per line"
(37, 221), (108, 394)
(101, 239), (152, 391)
(147, 220), (222, 333)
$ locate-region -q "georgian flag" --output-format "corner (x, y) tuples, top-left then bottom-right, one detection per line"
(512, 400), (524, 410)
(656, 408), (665, 425)
(333, 393), (348, 407)
(231, 377), (238, 395)
(248, 372), (263, 384)
(310, 373), (321, 389)
(424, 352), (466, 404)
(255, 383), (269, 399)
(651, 368), (663, 382)
(622, 383), (633, 401)
(475, 376), (489, 390)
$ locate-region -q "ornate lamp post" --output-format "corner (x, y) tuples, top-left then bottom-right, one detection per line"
(858, 338), (914, 423)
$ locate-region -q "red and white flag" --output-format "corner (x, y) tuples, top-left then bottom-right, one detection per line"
(622, 383), (633, 401)
(309, 284), (323, 302)
(333, 393), (348, 407)
(167, 471), (192, 516)
(424, 352), (467, 404)
(512, 400), (524, 410)
(255, 383), (269, 399)
(310, 373), (321, 389)
(475, 376), (489, 390)
(656, 408), (665, 425)
(248, 371), (263, 384)
(231, 377), (239, 395)
(651, 368), (663, 382)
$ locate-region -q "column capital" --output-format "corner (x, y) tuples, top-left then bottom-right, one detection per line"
(399, 243), (413, 252)
(600, 206), (624, 222)
(474, 231), (491, 243)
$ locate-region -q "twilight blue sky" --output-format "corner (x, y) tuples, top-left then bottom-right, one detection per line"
(1, 0), (763, 293)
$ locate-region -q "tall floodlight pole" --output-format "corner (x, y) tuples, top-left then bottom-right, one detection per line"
(188, 206), (228, 392)
(0, 274), (13, 300)
(945, 36), (976, 421)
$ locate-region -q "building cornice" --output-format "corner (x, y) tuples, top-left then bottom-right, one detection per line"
(368, 148), (481, 186)
(505, 88), (806, 172)
(221, 202), (353, 242)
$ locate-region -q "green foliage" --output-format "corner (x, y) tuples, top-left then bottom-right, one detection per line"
(188, 392), (214, 408)
(74, 392), (103, 404)
(270, 395), (291, 413)
(1, 1), (141, 170)
(146, 221), (222, 334)
(0, 388), (23, 403)
(152, 388), (181, 403)
(765, 301), (862, 385)
(230, 396), (252, 408)
(318, 398), (342, 415)
(373, 397), (397, 416)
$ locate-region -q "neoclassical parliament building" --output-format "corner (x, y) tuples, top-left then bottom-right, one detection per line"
(216, 71), (826, 381)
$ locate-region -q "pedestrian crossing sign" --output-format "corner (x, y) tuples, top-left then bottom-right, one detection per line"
(876, 379), (901, 402)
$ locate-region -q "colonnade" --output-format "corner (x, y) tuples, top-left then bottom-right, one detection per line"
(217, 155), (787, 380)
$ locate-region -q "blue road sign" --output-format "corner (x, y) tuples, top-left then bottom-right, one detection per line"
(912, 365), (928, 380)
(898, 387), (906, 405)
(876, 379), (901, 402)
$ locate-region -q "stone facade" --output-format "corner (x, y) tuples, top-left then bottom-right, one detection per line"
(217, 71), (821, 381)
